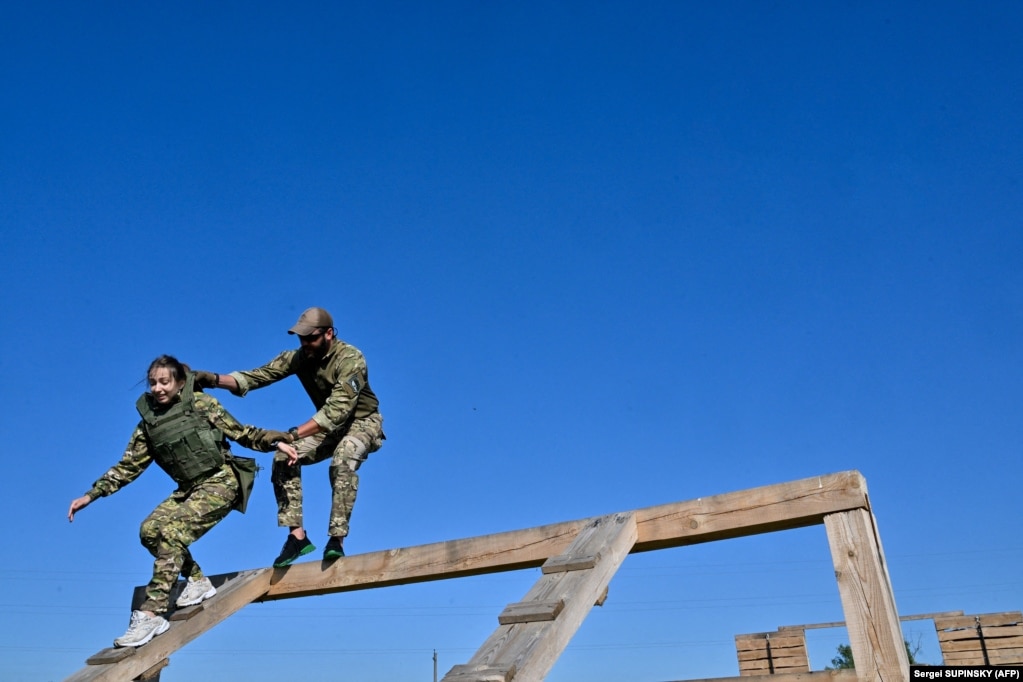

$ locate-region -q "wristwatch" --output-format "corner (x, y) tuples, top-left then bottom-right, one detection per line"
(288, 426), (300, 441)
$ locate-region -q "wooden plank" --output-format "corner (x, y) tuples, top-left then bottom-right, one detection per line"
(85, 649), (134, 665)
(739, 654), (809, 669)
(986, 627), (1023, 640)
(64, 569), (271, 682)
(824, 509), (907, 682)
(777, 611), (965, 631)
(541, 553), (598, 573)
(938, 626), (1023, 643)
(987, 649), (1023, 665)
(936, 612), (1021, 630)
(258, 471), (869, 601)
(939, 636), (1023, 652)
(738, 649), (809, 663)
(442, 512), (638, 682)
(943, 649), (1023, 665)
(443, 665), (516, 682)
(987, 635), (1023, 647)
(497, 600), (564, 625)
(736, 634), (808, 651)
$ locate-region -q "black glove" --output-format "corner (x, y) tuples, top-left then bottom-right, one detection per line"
(255, 430), (293, 451)
(193, 370), (219, 388)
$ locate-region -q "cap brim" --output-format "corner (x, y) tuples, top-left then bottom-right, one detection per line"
(288, 324), (320, 336)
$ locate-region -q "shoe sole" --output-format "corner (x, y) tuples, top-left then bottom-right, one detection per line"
(273, 543), (316, 568)
(176, 586), (217, 608)
(114, 619), (170, 648)
(323, 549), (344, 560)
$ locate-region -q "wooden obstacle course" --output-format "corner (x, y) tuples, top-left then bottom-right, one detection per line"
(64, 470), (908, 682)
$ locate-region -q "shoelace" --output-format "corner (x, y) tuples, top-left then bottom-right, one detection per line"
(125, 615), (148, 635)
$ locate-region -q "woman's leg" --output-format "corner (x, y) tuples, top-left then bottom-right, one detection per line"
(137, 465), (238, 614)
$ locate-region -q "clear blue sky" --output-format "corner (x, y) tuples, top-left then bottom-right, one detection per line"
(1, 2), (1020, 680)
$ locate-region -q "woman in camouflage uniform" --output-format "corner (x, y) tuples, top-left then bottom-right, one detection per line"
(67, 355), (298, 648)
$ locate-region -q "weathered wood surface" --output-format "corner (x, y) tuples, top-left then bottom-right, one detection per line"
(772, 611), (965, 632)
(824, 509), (907, 682)
(679, 671), (859, 682)
(935, 611), (1021, 630)
(259, 471), (869, 601)
(935, 611), (1023, 665)
(442, 512), (638, 682)
(736, 634), (808, 651)
(736, 629), (810, 675)
(64, 570), (271, 682)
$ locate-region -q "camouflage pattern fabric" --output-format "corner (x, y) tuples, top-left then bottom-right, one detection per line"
(271, 413), (384, 537)
(138, 463), (238, 614)
(87, 392), (286, 501)
(81, 390), (284, 615)
(228, 339), (382, 433)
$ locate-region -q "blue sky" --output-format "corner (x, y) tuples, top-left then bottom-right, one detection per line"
(1, 2), (1020, 680)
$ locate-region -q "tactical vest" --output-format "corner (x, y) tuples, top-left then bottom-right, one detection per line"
(136, 373), (225, 485)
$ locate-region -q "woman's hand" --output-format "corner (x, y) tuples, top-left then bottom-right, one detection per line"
(276, 441), (300, 466)
(68, 495), (93, 522)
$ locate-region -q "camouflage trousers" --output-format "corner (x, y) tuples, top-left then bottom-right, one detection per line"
(138, 463), (238, 614)
(271, 413), (384, 538)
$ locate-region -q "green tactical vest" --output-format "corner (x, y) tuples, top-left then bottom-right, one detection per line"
(136, 373), (226, 485)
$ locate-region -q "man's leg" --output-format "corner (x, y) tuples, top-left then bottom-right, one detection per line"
(271, 433), (333, 566)
(324, 414), (384, 558)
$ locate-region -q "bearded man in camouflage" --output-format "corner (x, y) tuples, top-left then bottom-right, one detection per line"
(195, 307), (385, 567)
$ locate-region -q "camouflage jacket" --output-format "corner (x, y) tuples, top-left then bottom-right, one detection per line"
(228, 339), (380, 434)
(86, 392), (276, 499)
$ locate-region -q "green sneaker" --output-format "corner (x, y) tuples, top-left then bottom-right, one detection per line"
(273, 535), (315, 567)
(323, 537), (345, 560)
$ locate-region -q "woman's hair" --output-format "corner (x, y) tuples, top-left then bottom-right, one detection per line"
(147, 355), (189, 383)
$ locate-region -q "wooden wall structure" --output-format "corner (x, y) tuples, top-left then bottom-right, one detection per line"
(63, 470), (909, 682)
(735, 628), (812, 676)
(934, 611), (1023, 667)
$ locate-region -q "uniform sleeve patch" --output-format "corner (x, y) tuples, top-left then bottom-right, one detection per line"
(347, 375), (363, 393)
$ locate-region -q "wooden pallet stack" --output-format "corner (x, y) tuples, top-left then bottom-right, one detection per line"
(935, 611), (1023, 667)
(735, 628), (811, 676)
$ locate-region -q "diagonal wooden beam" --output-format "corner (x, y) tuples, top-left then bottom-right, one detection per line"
(443, 512), (638, 682)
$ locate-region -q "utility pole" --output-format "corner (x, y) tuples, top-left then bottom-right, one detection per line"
(433, 649), (438, 682)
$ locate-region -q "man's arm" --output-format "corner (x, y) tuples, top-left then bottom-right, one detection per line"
(195, 350), (299, 397)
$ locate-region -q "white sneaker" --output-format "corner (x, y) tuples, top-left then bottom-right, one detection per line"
(113, 610), (170, 647)
(175, 577), (216, 607)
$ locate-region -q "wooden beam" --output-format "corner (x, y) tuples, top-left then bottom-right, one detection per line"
(824, 509), (907, 682)
(442, 512), (638, 682)
(775, 611), (965, 631)
(64, 569), (271, 682)
(258, 471), (868, 601)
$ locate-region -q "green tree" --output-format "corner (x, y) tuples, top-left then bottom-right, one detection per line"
(825, 640), (921, 669)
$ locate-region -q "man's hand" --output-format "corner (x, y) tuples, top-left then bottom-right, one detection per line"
(254, 430), (293, 451)
(68, 495), (92, 522)
(193, 370), (219, 388)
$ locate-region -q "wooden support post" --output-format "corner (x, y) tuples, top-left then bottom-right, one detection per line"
(824, 509), (907, 682)
(443, 512), (638, 682)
